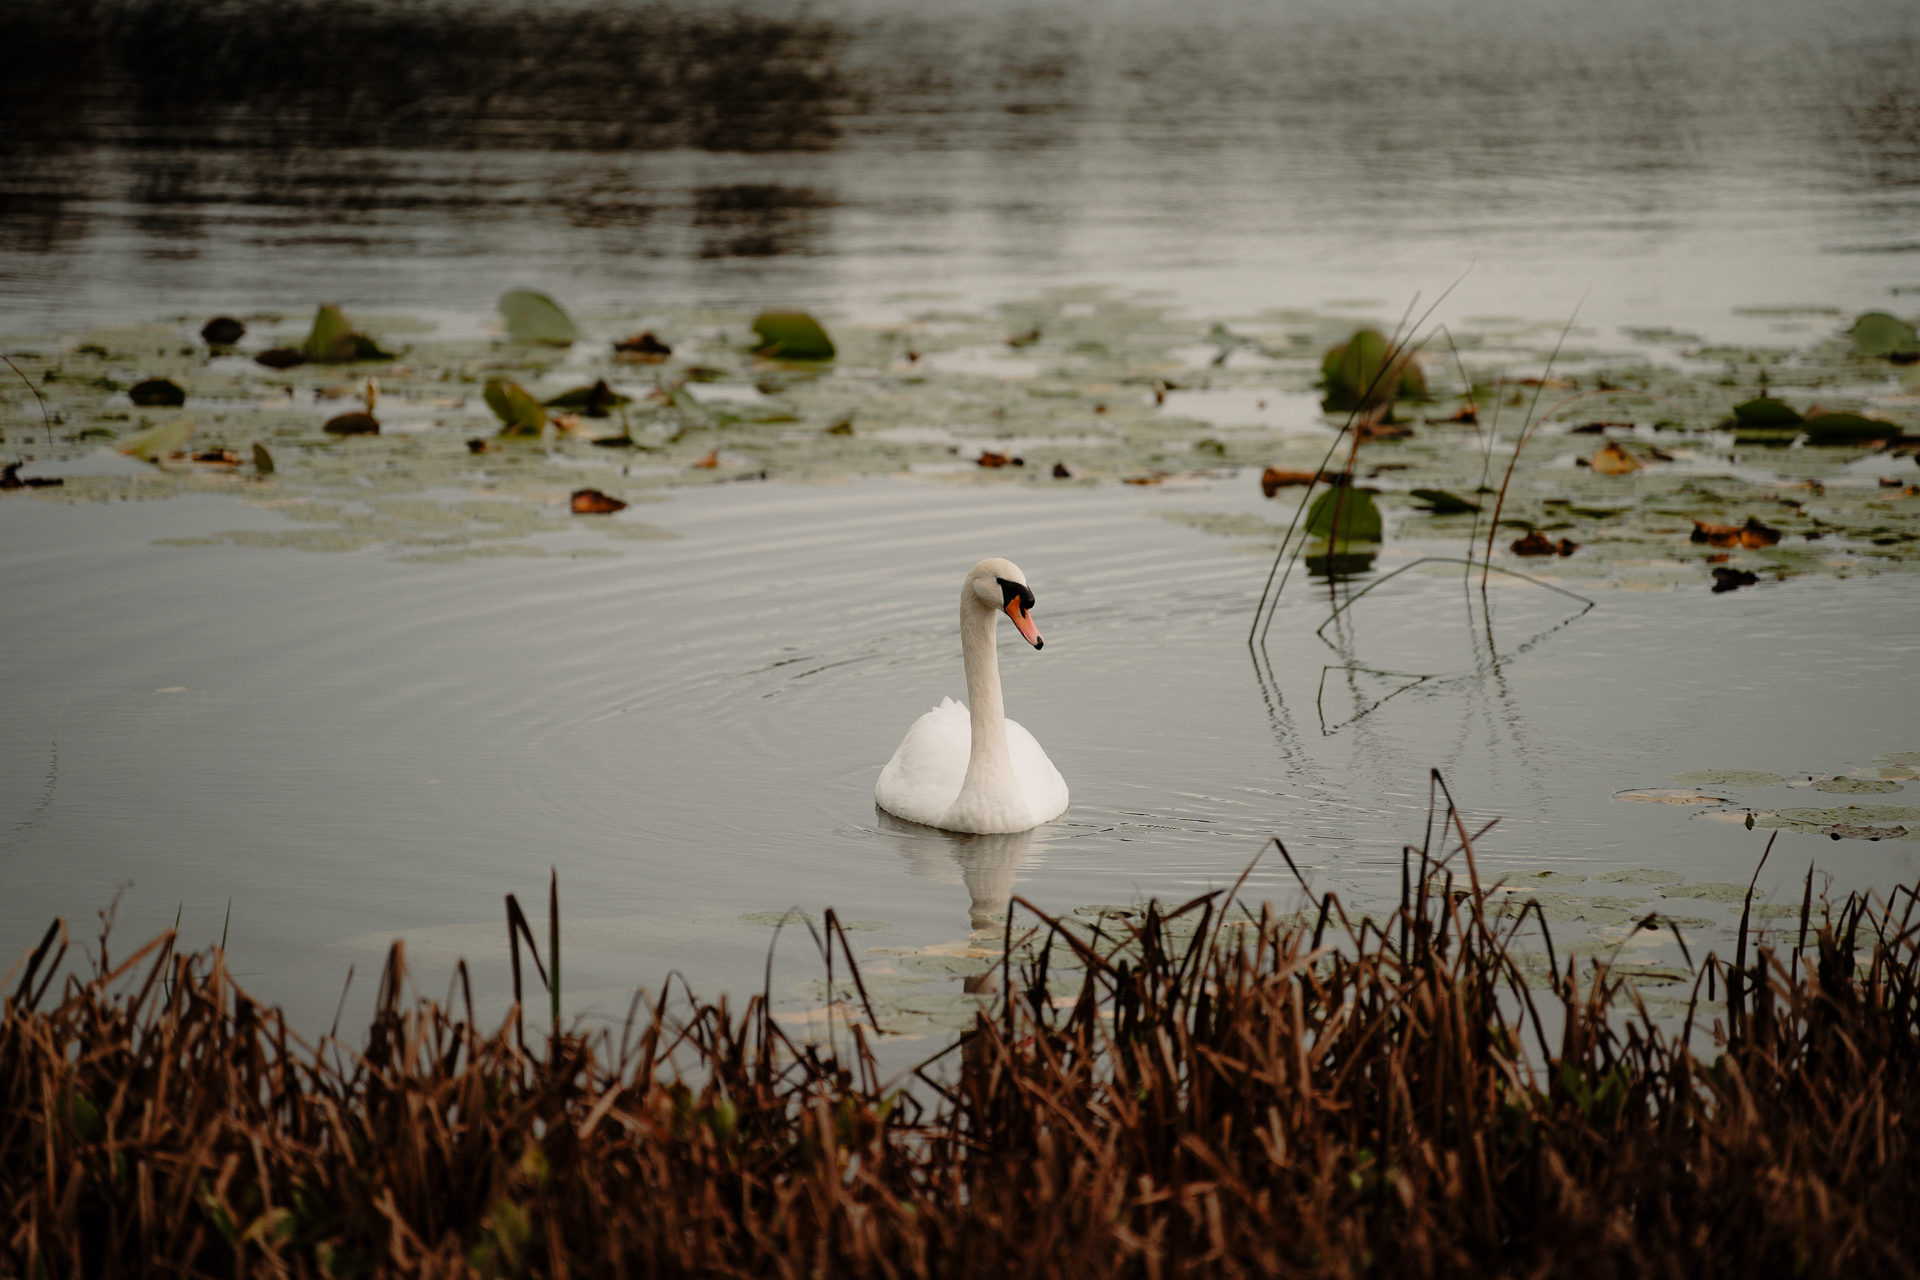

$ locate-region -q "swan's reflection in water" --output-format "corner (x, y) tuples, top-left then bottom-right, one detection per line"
(875, 807), (1046, 995)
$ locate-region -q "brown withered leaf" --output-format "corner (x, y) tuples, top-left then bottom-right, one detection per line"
(1425, 405), (1479, 425)
(1357, 420), (1414, 442)
(1556, 538), (1580, 556)
(1510, 531), (1558, 556)
(570, 488), (627, 515)
(692, 449), (720, 469)
(1692, 520), (1741, 547)
(253, 347), (307, 370)
(977, 451), (1012, 468)
(1695, 517), (1782, 548)
(1590, 440), (1641, 475)
(1260, 467), (1332, 497)
(1123, 474), (1167, 486)
(613, 331), (672, 361)
(191, 449), (242, 465)
(465, 438), (493, 454)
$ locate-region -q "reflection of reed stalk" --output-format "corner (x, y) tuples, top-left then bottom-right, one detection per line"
(1251, 277), (1466, 645)
(1, 354), (55, 446)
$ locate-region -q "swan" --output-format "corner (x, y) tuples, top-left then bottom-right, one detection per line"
(875, 558), (1069, 834)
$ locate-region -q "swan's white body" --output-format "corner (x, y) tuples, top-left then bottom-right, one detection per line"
(875, 559), (1068, 834)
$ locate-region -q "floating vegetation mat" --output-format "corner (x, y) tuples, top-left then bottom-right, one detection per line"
(1617, 749), (1920, 843)
(4, 294), (1918, 586)
(7, 788), (1920, 1277)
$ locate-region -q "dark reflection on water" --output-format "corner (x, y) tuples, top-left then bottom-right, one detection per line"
(0, 0), (1915, 326)
(0, 1), (848, 153)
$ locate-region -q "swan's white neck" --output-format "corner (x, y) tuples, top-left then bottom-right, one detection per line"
(955, 594), (1018, 813)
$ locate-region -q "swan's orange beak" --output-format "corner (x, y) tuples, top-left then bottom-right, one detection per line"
(1006, 598), (1043, 649)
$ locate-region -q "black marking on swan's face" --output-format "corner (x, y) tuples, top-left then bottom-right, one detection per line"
(996, 577), (1035, 612)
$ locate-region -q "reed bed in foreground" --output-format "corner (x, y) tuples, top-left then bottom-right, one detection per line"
(5, 827), (1918, 1277)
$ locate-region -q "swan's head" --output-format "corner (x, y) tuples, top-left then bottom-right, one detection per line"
(966, 557), (1043, 649)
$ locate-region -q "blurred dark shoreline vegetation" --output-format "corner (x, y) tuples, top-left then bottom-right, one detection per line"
(0, 0), (855, 154)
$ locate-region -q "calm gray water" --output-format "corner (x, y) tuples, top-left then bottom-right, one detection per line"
(3, 0), (1918, 1037)
(3, 478), (1917, 1036)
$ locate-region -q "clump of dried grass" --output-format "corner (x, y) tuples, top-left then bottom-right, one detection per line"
(5, 801), (1918, 1277)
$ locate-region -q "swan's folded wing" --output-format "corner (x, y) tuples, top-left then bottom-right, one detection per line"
(1004, 717), (1070, 824)
(874, 698), (970, 826)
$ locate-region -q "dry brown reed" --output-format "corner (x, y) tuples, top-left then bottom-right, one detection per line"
(6, 801), (1919, 1278)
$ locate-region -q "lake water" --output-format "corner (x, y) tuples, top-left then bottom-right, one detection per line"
(2, 0), (1918, 1040)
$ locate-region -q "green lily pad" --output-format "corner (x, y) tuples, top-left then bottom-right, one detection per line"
(1811, 777), (1903, 794)
(1851, 312), (1920, 358)
(544, 380), (631, 415)
(499, 290), (580, 346)
(1667, 770), (1782, 787)
(1730, 397), (1803, 427)
(252, 443), (274, 474)
(751, 311), (835, 361)
(1408, 488), (1481, 514)
(1774, 804), (1920, 826)
(117, 416), (193, 461)
(1321, 328), (1426, 413)
(1659, 883), (1754, 903)
(1803, 412), (1900, 443)
(1305, 487), (1383, 543)
(899, 953), (993, 976)
(1873, 751), (1920, 766)
(484, 379), (548, 437)
(1595, 868), (1685, 885)
(739, 910), (817, 927)
(299, 305), (394, 364)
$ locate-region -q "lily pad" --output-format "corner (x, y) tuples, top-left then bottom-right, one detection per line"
(484, 379), (547, 437)
(1774, 804), (1920, 826)
(1803, 412), (1899, 443)
(1595, 868), (1685, 885)
(739, 910), (817, 927)
(117, 416), (193, 461)
(300, 305), (395, 364)
(1614, 790), (1731, 806)
(1659, 883), (1754, 903)
(1321, 328), (1426, 413)
(499, 290), (580, 346)
(899, 953), (993, 976)
(544, 380), (631, 415)
(1874, 751), (1920, 766)
(128, 378), (186, 407)
(1730, 397), (1803, 427)
(1667, 770), (1782, 787)
(323, 412), (380, 436)
(1518, 870), (1588, 885)
(751, 311), (835, 361)
(1408, 488), (1481, 514)
(1851, 312), (1920, 359)
(1811, 777), (1903, 794)
(1305, 487), (1383, 543)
